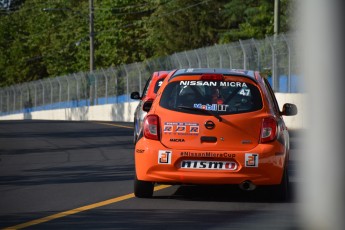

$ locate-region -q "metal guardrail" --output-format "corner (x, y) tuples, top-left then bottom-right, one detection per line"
(0, 33), (301, 115)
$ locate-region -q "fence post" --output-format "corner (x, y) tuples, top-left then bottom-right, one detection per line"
(34, 83), (37, 109)
(48, 78), (53, 109)
(94, 72), (98, 105)
(282, 34), (291, 92)
(73, 74), (79, 103)
(109, 68), (118, 104)
(266, 36), (277, 91)
(174, 53), (182, 69)
(20, 85), (23, 112)
(0, 90), (2, 113)
(184, 51), (191, 68)
(123, 65), (129, 102)
(40, 80), (45, 107)
(251, 38), (261, 71)
(194, 50), (201, 68)
(11, 86), (15, 113)
(5, 88), (9, 113)
(224, 45), (233, 69)
(114, 69), (118, 103)
(101, 69), (108, 104)
(65, 76), (70, 104)
(135, 63), (142, 94)
(25, 83), (30, 110)
(57, 78), (62, 107)
(205, 48), (210, 68)
(215, 44), (222, 68)
(239, 40), (247, 70)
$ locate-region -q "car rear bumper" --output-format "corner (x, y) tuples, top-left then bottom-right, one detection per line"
(135, 138), (287, 186)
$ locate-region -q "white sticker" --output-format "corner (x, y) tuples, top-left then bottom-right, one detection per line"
(158, 150), (172, 164)
(245, 153), (259, 167)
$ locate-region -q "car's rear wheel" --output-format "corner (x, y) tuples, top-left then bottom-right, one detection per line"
(133, 122), (138, 144)
(272, 166), (289, 202)
(134, 176), (154, 198)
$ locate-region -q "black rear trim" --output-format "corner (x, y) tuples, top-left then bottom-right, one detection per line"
(200, 136), (217, 143)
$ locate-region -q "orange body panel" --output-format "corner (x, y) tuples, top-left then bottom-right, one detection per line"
(135, 129), (286, 186)
(134, 69), (293, 188)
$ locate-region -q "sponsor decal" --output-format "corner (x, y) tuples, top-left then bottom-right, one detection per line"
(204, 120), (215, 130)
(186, 68), (194, 72)
(163, 125), (173, 132)
(180, 81), (247, 87)
(158, 150), (172, 164)
(170, 138), (185, 142)
(136, 149), (145, 153)
(175, 126), (186, 133)
(238, 88), (250, 96)
(163, 122), (199, 136)
(190, 126), (199, 133)
(241, 140), (252, 144)
(193, 103), (229, 112)
(181, 160), (237, 170)
(180, 151), (236, 158)
(245, 153), (259, 167)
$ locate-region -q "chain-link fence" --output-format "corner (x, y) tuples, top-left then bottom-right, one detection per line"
(0, 33), (302, 115)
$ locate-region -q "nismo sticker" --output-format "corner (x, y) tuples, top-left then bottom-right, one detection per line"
(181, 160), (237, 170)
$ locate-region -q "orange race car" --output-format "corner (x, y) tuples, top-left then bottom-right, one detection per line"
(130, 71), (170, 143)
(134, 68), (297, 200)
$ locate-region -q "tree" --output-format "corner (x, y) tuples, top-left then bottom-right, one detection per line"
(219, 0), (293, 43)
(0, 0), (295, 87)
(0, 1), (51, 86)
(93, 0), (153, 67)
(145, 0), (227, 57)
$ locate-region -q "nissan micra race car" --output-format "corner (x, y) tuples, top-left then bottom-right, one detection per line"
(130, 71), (170, 143)
(134, 68), (297, 200)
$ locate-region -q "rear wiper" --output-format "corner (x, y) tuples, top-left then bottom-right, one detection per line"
(177, 105), (222, 122)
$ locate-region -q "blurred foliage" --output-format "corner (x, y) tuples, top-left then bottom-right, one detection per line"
(0, 0), (295, 87)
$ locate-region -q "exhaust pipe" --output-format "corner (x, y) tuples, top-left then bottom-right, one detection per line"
(239, 180), (256, 191)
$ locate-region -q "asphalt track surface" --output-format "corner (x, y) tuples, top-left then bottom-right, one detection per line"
(0, 120), (302, 229)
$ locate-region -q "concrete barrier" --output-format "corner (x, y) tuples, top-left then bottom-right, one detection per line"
(0, 93), (307, 130)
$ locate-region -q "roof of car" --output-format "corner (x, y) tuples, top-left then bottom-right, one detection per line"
(172, 68), (256, 79)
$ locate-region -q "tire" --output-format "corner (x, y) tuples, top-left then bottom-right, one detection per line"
(133, 122), (138, 144)
(133, 131), (138, 144)
(134, 176), (154, 198)
(272, 166), (290, 202)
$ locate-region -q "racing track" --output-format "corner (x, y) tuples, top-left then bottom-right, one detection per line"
(0, 120), (302, 229)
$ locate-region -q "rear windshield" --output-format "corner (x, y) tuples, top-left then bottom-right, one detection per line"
(159, 79), (263, 115)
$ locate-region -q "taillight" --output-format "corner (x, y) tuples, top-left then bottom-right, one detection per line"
(143, 115), (160, 140)
(260, 117), (277, 143)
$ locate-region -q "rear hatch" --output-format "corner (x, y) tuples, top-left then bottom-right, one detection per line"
(156, 73), (265, 151)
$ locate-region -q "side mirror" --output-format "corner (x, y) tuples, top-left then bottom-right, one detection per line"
(142, 100), (153, 112)
(281, 103), (298, 116)
(130, 92), (141, 100)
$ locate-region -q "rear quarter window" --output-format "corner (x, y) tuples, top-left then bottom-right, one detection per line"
(141, 77), (152, 98)
(154, 79), (164, 93)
